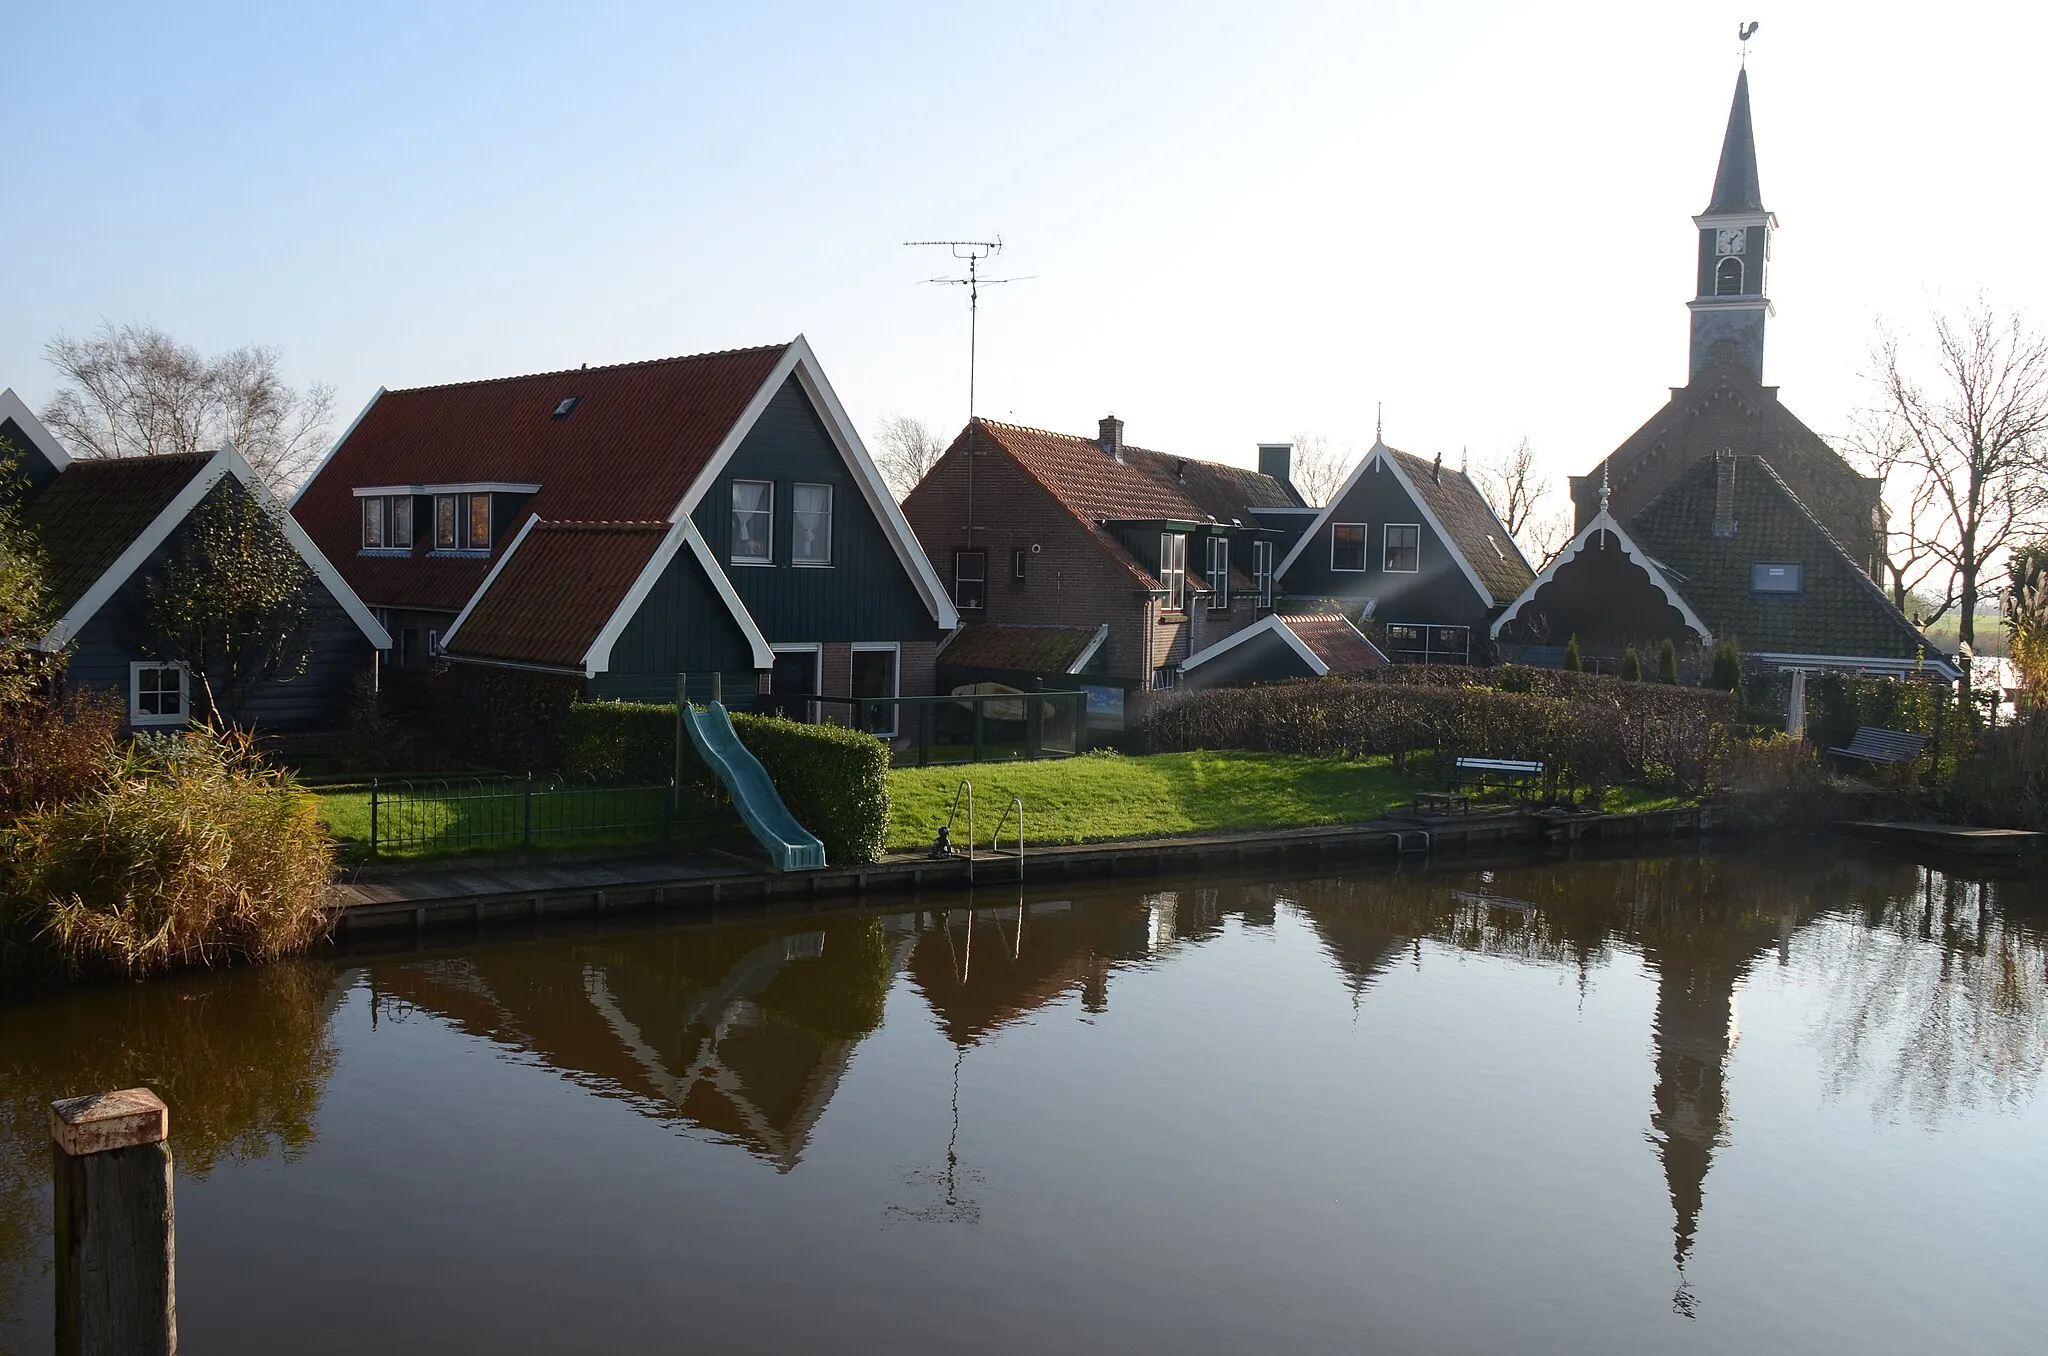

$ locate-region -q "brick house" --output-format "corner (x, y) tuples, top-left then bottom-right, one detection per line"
(901, 416), (1305, 724)
(291, 339), (957, 719)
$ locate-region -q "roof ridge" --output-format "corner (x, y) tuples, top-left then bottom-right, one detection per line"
(533, 518), (671, 529)
(975, 417), (1283, 481)
(386, 342), (790, 396)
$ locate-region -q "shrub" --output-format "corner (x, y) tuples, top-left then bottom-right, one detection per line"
(567, 701), (678, 783)
(730, 713), (891, 865)
(0, 688), (119, 819)
(1562, 635), (1582, 672)
(1713, 733), (1839, 830)
(0, 729), (334, 977)
(1657, 638), (1679, 684)
(1621, 645), (1643, 682)
(1708, 638), (1743, 694)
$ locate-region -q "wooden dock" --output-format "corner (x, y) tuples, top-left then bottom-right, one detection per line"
(1833, 821), (2043, 863)
(328, 804), (1724, 942)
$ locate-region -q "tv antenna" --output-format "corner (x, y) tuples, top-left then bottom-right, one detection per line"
(906, 238), (1034, 419)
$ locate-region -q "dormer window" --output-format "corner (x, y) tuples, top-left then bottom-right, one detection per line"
(360, 495), (414, 551)
(434, 492), (492, 551)
(1715, 256), (1744, 296)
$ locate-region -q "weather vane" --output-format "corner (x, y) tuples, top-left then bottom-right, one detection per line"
(1738, 20), (1760, 63)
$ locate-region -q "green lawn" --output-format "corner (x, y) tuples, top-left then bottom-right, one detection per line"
(316, 781), (718, 859)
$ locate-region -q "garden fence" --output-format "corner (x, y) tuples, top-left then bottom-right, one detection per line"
(361, 775), (722, 857)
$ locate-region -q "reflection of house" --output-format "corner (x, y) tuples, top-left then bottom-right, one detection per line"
(2, 387), (389, 731)
(1489, 67), (1957, 680)
(375, 917), (905, 1172)
(290, 340), (957, 707)
(903, 417), (1305, 705)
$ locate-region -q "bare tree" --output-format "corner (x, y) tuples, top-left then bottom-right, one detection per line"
(1289, 432), (1361, 507)
(872, 413), (950, 501)
(1474, 436), (1571, 567)
(41, 322), (335, 494)
(1841, 410), (1956, 624)
(1869, 299), (2048, 689)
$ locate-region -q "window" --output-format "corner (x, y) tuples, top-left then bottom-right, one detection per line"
(435, 494), (457, 549)
(954, 551), (986, 610)
(1383, 523), (1421, 573)
(1013, 548), (1028, 580)
(1331, 523), (1367, 572)
(1715, 256), (1744, 296)
(361, 497), (385, 549)
(1206, 536), (1230, 610)
(1159, 532), (1187, 611)
(792, 483), (833, 565)
(1151, 665), (1179, 691)
(1751, 562), (1804, 594)
(732, 480), (774, 564)
(852, 644), (899, 737)
(1384, 623), (1469, 665)
(391, 495), (413, 548)
(467, 493), (491, 549)
(1253, 540), (1275, 609)
(129, 662), (188, 727)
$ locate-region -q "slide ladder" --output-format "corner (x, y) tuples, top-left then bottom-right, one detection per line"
(680, 702), (827, 871)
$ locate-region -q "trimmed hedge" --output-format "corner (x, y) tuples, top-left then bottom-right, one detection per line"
(566, 701), (891, 864)
(730, 712), (891, 865)
(1144, 669), (1736, 796)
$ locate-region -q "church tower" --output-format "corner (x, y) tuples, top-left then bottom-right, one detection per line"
(1687, 66), (1776, 383)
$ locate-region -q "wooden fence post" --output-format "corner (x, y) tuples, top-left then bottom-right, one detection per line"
(51, 1088), (175, 1356)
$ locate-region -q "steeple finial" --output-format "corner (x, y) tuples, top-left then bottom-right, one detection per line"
(1705, 63), (1765, 215)
(1375, 402), (1383, 444)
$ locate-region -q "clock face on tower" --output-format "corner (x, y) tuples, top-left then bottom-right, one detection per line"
(1715, 227), (1747, 256)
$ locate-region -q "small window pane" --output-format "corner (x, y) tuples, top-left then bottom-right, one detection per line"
(361, 497), (385, 548)
(468, 494), (491, 549)
(1159, 533), (1187, 611)
(436, 495), (456, 548)
(1751, 562), (1803, 593)
(391, 496), (413, 548)
(954, 551), (986, 610)
(1254, 540), (1274, 608)
(1207, 537), (1229, 609)
(1332, 524), (1366, 572)
(792, 483), (832, 565)
(1384, 524), (1420, 572)
(732, 481), (773, 563)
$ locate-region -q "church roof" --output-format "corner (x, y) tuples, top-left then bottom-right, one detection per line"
(1703, 67), (1769, 215)
(1704, 67), (1765, 215)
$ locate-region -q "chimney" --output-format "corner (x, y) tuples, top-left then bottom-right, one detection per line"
(1432, 450), (1443, 485)
(1258, 442), (1293, 492)
(1098, 415), (1124, 462)
(1713, 448), (1738, 537)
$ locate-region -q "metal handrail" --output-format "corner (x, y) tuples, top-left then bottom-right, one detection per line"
(990, 796), (1024, 881)
(948, 779), (975, 882)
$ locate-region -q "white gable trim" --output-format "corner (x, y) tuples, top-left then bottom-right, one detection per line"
(290, 387), (384, 508)
(669, 336), (959, 630)
(581, 518), (776, 677)
(1375, 449), (1496, 607)
(41, 446), (392, 652)
(1068, 623), (1109, 674)
(1273, 442), (1380, 581)
(1488, 509), (1712, 644)
(1180, 614), (1329, 678)
(440, 512), (541, 653)
(1271, 441), (1497, 605)
(0, 388), (71, 472)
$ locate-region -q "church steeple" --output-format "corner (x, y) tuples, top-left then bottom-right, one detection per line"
(1687, 64), (1776, 384)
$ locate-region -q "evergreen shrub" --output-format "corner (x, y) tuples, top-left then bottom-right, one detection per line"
(1657, 638), (1679, 684)
(730, 713), (891, 865)
(1621, 646), (1643, 681)
(567, 701), (679, 783)
(1562, 635), (1583, 672)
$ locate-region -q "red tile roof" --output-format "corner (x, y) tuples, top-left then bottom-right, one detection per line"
(968, 420), (1301, 589)
(442, 521), (668, 671)
(293, 345), (788, 613)
(1284, 613), (1387, 677)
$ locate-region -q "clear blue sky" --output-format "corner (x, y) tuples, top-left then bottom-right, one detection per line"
(9, 1), (2045, 486)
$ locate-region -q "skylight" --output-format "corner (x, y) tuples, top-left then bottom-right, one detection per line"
(553, 397), (580, 419)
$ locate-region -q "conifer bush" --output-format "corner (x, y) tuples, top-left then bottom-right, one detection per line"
(1562, 635), (1583, 672)
(1621, 646), (1643, 681)
(1658, 638), (1680, 684)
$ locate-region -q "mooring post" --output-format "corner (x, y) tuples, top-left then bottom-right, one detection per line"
(51, 1088), (175, 1356)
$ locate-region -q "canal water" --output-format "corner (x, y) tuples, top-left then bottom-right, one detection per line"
(3, 844), (2045, 1354)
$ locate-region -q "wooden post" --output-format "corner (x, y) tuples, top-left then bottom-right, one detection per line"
(674, 673), (689, 794)
(51, 1089), (175, 1356)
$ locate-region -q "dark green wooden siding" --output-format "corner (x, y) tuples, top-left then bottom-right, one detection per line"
(1280, 459), (1491, 627)
(602, 541), (759, 691)
(690, 378), (939, 643)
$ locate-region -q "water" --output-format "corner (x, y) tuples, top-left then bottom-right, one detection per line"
(3, 844), (2045, 1354)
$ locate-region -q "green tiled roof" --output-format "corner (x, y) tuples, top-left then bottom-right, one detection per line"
(23, 453), (212, 615)
(1631, 454), (1938, 662)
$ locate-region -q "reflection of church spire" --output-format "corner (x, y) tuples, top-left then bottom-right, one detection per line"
(1643, 939), (1742, 1316)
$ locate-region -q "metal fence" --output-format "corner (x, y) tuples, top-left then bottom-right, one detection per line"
(756, 690), (1088, 767)
(359, 775), (719, 857)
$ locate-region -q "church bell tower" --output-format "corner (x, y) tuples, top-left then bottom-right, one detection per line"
(1687, 65), (1776, 383)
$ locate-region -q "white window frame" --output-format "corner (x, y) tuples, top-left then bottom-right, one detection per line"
(390, 494), (413, 549)
(1331, 523), (1368, 573)
(1159, 532), (1188, 612)
(129, 661), (191, 727)
(1206, 536), (1229, 610)
(792, 482), (833, 566)
(433, 494), (457, 550)
(1383, 523), (1421, 574)
(361, 496), (386, 549)
(954, 550), (987, 610)
(732, 479), (775, 566)
(1151, 665), (1179, 691)
(1253, 540), (1275, 609)
(466, 492), (492, 550)
(851, 641), (900, 737)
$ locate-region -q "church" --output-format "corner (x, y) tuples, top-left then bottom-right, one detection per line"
(1491, 64), (1960, 681)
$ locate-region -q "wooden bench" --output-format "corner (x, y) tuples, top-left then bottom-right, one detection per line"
(1414, 790), (1471, 816)
(1827, 726), (1928, 766)
(1450, 757), (1544, 799)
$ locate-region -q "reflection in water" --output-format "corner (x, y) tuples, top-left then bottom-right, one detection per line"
(2, 845), (2045, 1350)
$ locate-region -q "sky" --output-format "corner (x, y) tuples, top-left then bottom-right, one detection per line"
(8, 1), (2048, 494)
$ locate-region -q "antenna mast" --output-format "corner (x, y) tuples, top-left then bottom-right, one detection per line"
(906, 238), (1032, 420)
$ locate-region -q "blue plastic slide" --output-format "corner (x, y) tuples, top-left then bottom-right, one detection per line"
(681, 702), (827, 870)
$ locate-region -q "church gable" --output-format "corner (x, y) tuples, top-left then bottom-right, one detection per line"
(1631, 455), (1933, 663)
